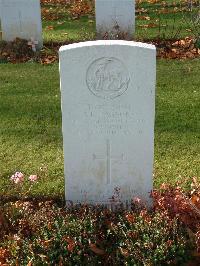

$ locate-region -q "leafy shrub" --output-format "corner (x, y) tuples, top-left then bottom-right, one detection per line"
(0, 173), (199, 265)
(0, 202), (194, 265)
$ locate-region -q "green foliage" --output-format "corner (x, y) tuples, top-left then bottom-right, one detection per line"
(155, 59), (200, 187)
(1, 178), (199, 265)
(181, 4), (200, 48)
(0, 200), (194, 265)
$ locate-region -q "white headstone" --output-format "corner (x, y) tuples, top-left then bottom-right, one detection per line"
(95, 0), (135, 40)
(0, 0), (42, 49)
(59, 40), (156, 206)
(0, 4), (2, 40)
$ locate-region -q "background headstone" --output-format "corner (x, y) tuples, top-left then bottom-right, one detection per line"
(0, 0), (2, 40)
(0, 0), (43, 49)
(59, 40), (156, 206)
(95, 0), (135, 40)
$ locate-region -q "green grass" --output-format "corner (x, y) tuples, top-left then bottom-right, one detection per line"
(0, 59), (199, 198)
(43, 16), (95, 42)
(41, 0), (200, 42)
(136, 0), (200, 40)
(155, 59), (200, 186)
(0, 63), (64, 197)
(1, 0), (199, 43)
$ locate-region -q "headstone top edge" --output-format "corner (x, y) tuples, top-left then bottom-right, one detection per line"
(59, 40), (156, 53)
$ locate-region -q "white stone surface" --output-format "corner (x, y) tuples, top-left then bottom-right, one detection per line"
(95, 0), (135, 40)
(0, 1), (2, 40)
(59, 40), (156, 206)
(0, 0), (42, 49)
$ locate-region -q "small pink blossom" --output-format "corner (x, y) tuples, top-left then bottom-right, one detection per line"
(133, 197), (141, 204)
(14, 177), (22, 184)
(29, 175), (38, 182)
(10, 172), (24, 184)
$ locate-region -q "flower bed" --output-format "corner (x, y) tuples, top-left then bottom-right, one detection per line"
(0, 173), (200, 265)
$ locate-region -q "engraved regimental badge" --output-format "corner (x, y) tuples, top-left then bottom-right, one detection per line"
(86, 57), (130, 100)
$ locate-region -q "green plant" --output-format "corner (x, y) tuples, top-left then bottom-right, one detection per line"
(181, 1), (200, 48)
(1, 176), (200, 265)
(0, 201), (194, 265)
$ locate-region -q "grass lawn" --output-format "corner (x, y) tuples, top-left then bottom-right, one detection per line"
(43, 16), (95, 42)
(41, 0), (200, 42)
(0, 59), (199, 198)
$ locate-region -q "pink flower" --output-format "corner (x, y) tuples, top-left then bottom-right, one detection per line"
(14, 177), (22, 184)
(10, 172), (24, 184)
(29, 175), (38, 182)
(133, 197), (141, 204)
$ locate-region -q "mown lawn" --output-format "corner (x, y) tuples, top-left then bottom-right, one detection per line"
(41, 0), (200, 42)
(0, 59), (199, 198)
(155, 59), (200, 186)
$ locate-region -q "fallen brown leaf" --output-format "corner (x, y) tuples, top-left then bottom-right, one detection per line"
(90, 243), (105, 255)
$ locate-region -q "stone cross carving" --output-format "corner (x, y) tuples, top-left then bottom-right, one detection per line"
(95, 0), (135, 40)
(28, 37), (39, 52)
(0, 0), (43, 49)
(93, 139), (123, 184)
(109, 3), (124, 31)
(0, 19), (2, 40)
(111, 4), (123, 23)
(60, 40), (156, 206)
(18, 10), (23, 33)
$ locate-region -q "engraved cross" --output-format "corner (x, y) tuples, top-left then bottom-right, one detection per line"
(28, 37), (38, 52)
(0, 19), (2, 40)
(18, 10), (23, 33)
(93, 139), (123, 185)
(111, 4), (123, 23)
